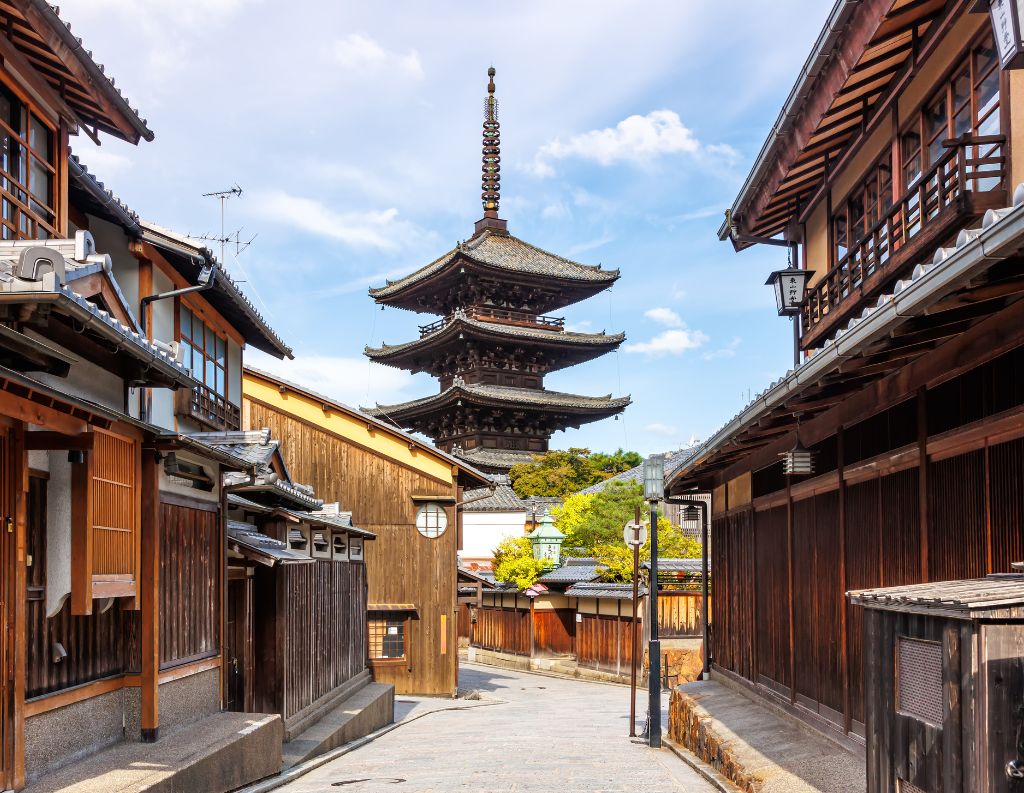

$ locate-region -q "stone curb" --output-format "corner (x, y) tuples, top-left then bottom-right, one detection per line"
(664, 738), (743, 793)
(234, 698), (506, 793)
(461, 658), (632, 689)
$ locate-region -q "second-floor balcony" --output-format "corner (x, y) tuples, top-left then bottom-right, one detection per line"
(177, 383), (241, 431)
(802, 134), (1006, 349)
(419, 306), (565, 337)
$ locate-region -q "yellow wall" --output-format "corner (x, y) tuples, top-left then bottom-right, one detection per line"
(243, 371), (457, 486)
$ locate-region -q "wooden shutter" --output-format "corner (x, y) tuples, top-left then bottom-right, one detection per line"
(71, 427), (141, 614)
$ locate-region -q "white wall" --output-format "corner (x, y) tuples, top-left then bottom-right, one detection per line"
(460, 510), (527, 568)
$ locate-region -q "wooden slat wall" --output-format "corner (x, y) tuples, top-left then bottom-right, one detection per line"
(159, 503), (219, 668)
(658, 594), (708, 638)
(247, 399), (459, 696)
(711, 510), (755, 680)
(755, 505), (790, 691)
(91, 430), (137, 577)
(928, 449), (986, 582)
(988, 436), (1024, 572)
(26, 476), (139, 699)
(576, 614), (634, 674)
(456, 603), (472, 639)
(532, 609), (574, 656)
(844, 478), (881, 727)
(472, 606), (529, 655)
(880, 468), (921, 587)
(280, 561), (367, 724)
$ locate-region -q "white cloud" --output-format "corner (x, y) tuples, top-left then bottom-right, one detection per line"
(564, 320), (592, 333)
(541, 202), (571, 221)
(644, 423), (678, 436)
(249, 190), (427, 251)
(624, 329), (708, 357)
(246, 350), (415, 409)
(645, 307), (683, 328)
(703, 337), (742, 361)
(328, 33), (424, 80)
(567, 234), (615, 257)
(529, 110), (737, 177)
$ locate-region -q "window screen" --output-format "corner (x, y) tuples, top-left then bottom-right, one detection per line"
(368, 613), (405, 659)
(897, 636), (943, 726)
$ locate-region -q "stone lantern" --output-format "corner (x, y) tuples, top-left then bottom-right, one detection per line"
(527, 511), (565, 567)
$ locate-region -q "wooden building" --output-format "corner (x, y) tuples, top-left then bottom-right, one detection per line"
(364, 68), (628, 476)
(850, 574), (1024, 793)
(241, 367), (489, 696)
(195, 429), (388, 740)
(669, 1), (1024, 749)
(0, 5), (292, 787)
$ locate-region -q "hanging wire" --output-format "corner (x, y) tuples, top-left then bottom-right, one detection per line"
(608, 288), (628, 449)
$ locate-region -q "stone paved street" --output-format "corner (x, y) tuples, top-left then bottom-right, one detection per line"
(276, 663), (715, 792)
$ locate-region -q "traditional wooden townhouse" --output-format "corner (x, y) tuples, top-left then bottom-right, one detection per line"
(668, 0), (1024, 759)
(241, 367), (490, 696)
(193, 428), (392, 761)
(0, 4), (295, 788)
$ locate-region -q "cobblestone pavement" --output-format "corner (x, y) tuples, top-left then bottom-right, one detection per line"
(276, 662), (715, 793)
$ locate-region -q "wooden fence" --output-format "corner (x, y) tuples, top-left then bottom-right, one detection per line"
(577, 613), (635, 675)
(532, 609), (575, 657)
(473, 606), (529, 656)
(658, 593), (709, 638)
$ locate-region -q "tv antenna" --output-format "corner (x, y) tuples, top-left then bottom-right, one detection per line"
(199, 185), (244, 264)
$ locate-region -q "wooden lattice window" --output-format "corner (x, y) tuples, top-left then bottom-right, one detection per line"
(0, 82), (58, 240)
(368, 613), (406, 660)
(71, 428), (140, 614)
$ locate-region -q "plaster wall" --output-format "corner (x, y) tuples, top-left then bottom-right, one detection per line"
(24, 328), (124, 412)
(148, 267), (178, 431)
(229, 338), (242, 408)
(459, 511), (526, 565)
(533, 594), (569, 611)
(43, 449), (72, 617)
(158, 450), (222, 504)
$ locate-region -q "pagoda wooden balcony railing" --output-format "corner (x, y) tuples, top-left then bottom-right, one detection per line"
(420, 307), (565, 337)
(176, 383), (241, 431)
(801, 134), (1006, 350)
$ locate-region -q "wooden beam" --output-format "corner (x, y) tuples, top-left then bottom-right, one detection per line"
(11, 424), (26, 790)
(140, 447), (160, 742)
(917, 388), (929, 583)
(0, 25), (81, 130)
(70, 450), (93, 616)
(0, 388), (88, 436)
(23, 431), (94, 451)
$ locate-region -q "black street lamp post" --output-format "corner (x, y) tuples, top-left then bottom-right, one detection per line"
(643, 453), (665, 748)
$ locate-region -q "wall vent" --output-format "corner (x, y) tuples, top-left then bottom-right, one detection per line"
(898, 778), (928, 793)
(896, 636), (943, 727)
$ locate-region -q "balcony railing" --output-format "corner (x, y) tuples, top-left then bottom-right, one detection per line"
(419, 306), (565, 337)
(179, 383), (240, 431)
(802, 134), (1006, 346)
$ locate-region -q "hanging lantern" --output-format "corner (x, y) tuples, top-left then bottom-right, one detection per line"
(643, 453), (666, 501)
(679, 504), (701, 523)
(781, 414), (816, 476)
(982, 0), (1024, 69)
(765, 268), (814, 317)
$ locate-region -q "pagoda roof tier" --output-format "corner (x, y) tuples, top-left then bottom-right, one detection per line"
(365, 382), (631, 423)
(455, 447), (540, 474)
(364, 314), (624, 373)
(369, 229), (619, 315)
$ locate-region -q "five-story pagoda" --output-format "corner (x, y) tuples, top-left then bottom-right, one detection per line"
(365, 68), (629, 474)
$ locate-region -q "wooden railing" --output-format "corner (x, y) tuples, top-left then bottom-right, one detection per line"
(420, 306), (565, 337)
(184, 383), (241, 431)
(803, 135), (1006, 341)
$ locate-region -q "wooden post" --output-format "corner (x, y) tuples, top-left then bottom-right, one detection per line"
(838, 431), (850, 735)
(629, 504), (641, 737)
(917, 388), (929, 582)
(11, 423), (27, 789)
(787, 474), (796, 704)
(140, 448), (160, 741)
(219, 476), (228, 709)
(70, 449), (93, 616)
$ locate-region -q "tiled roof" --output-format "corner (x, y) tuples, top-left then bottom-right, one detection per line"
(641, 559), (707, 573)
(539, 558), (603, 584)
(0, 236), (198, 389)
(288, 507), (376, 539)
(524, 495), (564, 513)
(455, 447), (539, 472)
(227, 520), (313, 565)
(366, 314), (624, 359)
(367, 382), (631, 417)
(579, 446), (704, 495)
(565, 582), (647, 600)
(369, 230), (619, 299)
(849, 574), (1024, 613)
(190, 429), (279, 471)
(671, 187), (1024, 491)
(462, 483), (527, 512)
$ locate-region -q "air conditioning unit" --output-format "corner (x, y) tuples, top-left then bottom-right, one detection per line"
(152, 339), (184, 365)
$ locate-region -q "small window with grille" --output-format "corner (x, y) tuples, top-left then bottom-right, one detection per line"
(368, 613), (405, 660)
(896, 636), (943, 727)
(898, 779), (928, 793)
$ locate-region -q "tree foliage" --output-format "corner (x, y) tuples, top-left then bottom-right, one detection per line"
(589, 449), (643, 474)
(492, 536), (552, 590)
(508, 448), (606, 498)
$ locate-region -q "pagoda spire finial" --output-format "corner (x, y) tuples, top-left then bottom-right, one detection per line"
(477, 66), (506, 233)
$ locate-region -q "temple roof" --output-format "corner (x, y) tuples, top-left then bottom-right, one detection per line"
(365, 314), (624, 368)
(454, 447), (540, 472)
(365, 381), (631, 419)
(369, 230), (619, 301)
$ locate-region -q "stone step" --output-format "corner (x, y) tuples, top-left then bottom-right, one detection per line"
(25, 712), (282, 793)
(281, 682), (394, 769)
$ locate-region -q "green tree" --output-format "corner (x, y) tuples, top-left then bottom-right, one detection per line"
(589, 448), (643, 474)
(554, 479), (647, 554)
(594, 523), (702, 583)
(492, 536), (552, 590)
(508, 448), (607, 498)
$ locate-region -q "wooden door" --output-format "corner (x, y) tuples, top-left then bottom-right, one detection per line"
(224, 578), (251, 712)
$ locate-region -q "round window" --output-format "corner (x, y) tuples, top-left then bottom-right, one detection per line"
(416, 503), (448, 538)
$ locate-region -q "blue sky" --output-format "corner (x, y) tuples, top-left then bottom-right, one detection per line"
(66, 0), (831, 456)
